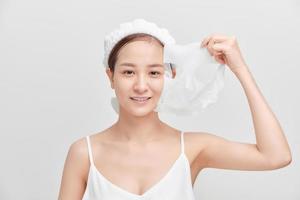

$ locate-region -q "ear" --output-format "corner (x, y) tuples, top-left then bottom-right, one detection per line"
(105, 67), (114, 89)
(171, 67), (176, 79)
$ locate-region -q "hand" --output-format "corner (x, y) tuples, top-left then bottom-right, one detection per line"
(201, 34), (248, 73)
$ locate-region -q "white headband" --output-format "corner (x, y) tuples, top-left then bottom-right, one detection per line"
(103, 18), (176, 68)
(103, 18), (226, 116)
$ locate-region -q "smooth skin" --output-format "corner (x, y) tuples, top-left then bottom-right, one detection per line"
(58, 34), (292, 200)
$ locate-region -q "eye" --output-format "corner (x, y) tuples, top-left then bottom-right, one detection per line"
(122, 70), (134, 76)
(122, 70), (161, 77)
(150, 71), (161, 76)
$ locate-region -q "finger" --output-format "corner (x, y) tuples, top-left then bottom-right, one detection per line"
(214, 55), (226, 64)
(207, 38), (217, 56)
(210, 35), (228, 43)
(201, 35), (216, 47)
(201, 34), (228, 47)
(201, 36), (211, 47)
(214, 52), (223, 56)
(212, 43), (229, 52)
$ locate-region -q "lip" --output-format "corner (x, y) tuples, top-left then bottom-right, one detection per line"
(130, 97), (151, 99)
(130, 97), (152, 103)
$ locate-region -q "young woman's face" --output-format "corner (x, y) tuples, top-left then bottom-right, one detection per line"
(107, 38), (165, 117)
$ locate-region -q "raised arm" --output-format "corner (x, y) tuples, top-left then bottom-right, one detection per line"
(193, 34), (292, 171)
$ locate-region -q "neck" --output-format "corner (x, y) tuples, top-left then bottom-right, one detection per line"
(109, 108), (166, 144)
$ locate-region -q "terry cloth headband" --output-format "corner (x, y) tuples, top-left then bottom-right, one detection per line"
(103, 18), (176, 69)
(103, 18), (226, 116)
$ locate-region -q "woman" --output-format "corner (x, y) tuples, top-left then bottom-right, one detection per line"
(58, 19), (292, 200)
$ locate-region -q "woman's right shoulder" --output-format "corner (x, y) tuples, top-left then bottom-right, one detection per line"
(67, 131), (105, 163)
(68, 136), (89, 160)
(68, 132), (101, 159)
(58, 135), (93, 199)
(65, 136), (91, 175)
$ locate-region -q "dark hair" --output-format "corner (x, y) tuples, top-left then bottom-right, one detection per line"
(107, 33), (164, 74)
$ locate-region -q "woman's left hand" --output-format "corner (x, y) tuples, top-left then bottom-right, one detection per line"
(201, 34), (248, 73)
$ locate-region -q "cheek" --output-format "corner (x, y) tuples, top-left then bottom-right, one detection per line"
(114, 80), (131, 94)
(151, 78), (164, 94)
(113, 75), (164, 94)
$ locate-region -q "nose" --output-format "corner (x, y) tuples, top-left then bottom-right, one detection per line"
(133, 74), (149, 93)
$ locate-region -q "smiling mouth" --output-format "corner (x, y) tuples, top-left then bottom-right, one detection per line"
(130, 97), (152, 102)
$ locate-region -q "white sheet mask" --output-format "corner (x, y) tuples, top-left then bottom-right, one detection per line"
(110, 42), (226, 116)
(153, 42), (226, 116)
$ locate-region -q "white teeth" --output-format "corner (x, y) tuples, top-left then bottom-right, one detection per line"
(131, 97), (150, 101)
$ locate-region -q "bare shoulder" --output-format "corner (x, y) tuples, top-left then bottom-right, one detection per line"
(184, 131), (221, 146)
(58, 136), (91, 199)
(182, 131), (210, 162)
(65, 131), (107, 178)
(184, 131), (210, 149)
(69, 136), (90, 164)
(65, 136), (90, 181)
(184, 130), (234, 156)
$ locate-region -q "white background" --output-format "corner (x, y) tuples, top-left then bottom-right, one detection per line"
(0, 0), (299, 199)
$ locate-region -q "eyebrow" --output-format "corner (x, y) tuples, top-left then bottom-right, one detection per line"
(119, 62), (164, 68)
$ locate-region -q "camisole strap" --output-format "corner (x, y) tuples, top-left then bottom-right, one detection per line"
(180, 131), (185, 154)
(85, 136), (95, 166)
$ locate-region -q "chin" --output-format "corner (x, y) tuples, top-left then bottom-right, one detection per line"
(128, 106), (156, 117)
(127, 103), (157, 117)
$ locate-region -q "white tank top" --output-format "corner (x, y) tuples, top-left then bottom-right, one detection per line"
(82, 131), (196, 200)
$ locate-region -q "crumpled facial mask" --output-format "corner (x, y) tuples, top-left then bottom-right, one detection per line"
(153, 42), (226, 116)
